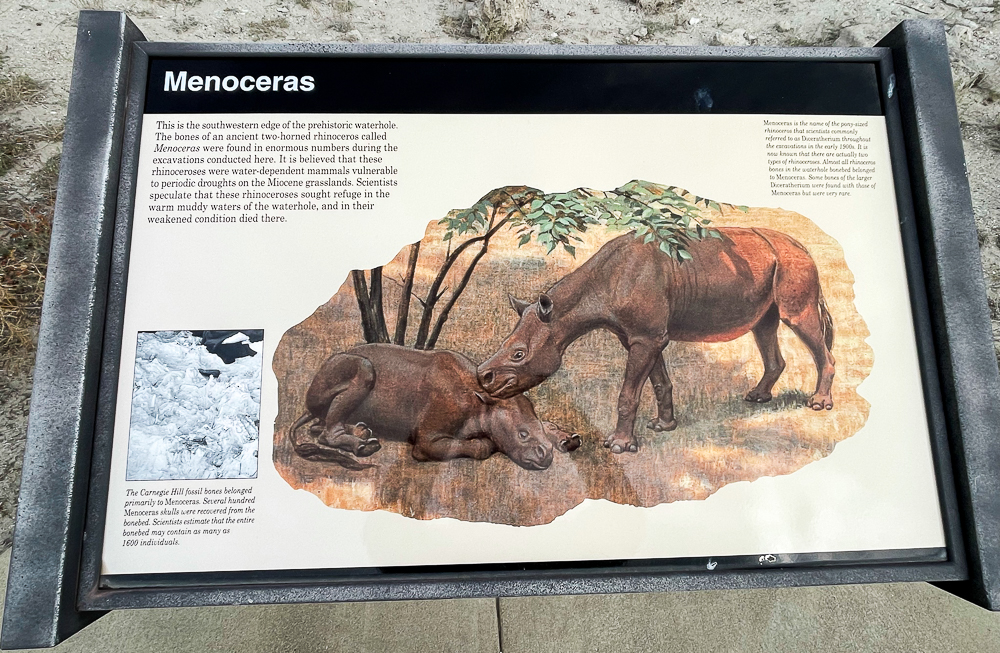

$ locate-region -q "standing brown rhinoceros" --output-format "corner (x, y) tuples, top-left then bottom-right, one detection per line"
(289, 343), (580, 470)
(477, 227), (835, 454)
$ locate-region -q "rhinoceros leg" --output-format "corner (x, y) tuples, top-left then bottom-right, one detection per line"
(646, 353), (678, 432)
(784, 307), (835, 410)
(314, 354), (382, 457)
(542, 421), (582, 452)
(606, 338), (662, 454)
(411, 432), (496, 462)
(768, 235), (835, 410)
(746, 305), (786, 403)
(614, 336), (676, 433)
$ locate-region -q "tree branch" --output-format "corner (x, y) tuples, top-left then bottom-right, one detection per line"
(413, 213), (512, 349)
(425, 239), (491, 350)
(412, 188), (539, 349)
(369, 267), (390, 343)
(425, 203), (516, 349)
(351, 270), (376, 343)
(384, 275), (427, 308)
(392, 242), (420, 345)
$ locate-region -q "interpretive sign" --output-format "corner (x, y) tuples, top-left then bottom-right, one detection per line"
(4, 12), (1000, 650)
(106, 62), (944, 575)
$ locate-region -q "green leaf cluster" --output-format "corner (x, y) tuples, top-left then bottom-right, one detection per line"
(595, 180), (724, 262)
(440, 180), (749, 262)
(438, 197), (493, 241)
(511, 190), (601, 257)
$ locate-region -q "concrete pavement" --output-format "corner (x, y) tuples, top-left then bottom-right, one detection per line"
(4, 549), (1000, 652)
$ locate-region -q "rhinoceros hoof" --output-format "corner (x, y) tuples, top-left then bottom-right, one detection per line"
(560, 433), (582, 453)
(807, 395), (834, 411)
(354, 438), (382, 457)
(745, 389), (772, 403)
(348, 422), (373, 439)
(604, 436), (638, 454)
(647, 418), (677, 432)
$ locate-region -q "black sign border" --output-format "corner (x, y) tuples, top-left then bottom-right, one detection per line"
(82, 33), (969, 604)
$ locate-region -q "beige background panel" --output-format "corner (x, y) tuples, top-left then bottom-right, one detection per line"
(102, 113), (943, 575)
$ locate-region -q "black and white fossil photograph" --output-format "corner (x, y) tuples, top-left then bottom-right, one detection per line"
(126, 330), (263, 481)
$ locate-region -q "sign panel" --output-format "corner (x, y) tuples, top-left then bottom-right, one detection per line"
(98, 56), (945, 579)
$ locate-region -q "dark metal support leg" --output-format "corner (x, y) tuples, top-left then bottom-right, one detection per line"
(0, 11), (146, 650)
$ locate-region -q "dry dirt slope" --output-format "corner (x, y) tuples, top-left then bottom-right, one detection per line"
(0, 0), (997, 546)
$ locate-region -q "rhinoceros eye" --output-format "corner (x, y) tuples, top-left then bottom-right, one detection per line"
(518, 430), (529, 441)
(511, 349), (526, 362)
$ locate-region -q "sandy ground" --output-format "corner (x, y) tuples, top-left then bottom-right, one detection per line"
(0, 0), (996, 583)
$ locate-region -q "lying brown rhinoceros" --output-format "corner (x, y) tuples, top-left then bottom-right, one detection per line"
(288, 343), (580, 470)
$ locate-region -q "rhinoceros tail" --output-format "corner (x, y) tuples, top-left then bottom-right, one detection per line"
(288, 411), (376, 471)
(287, 411), (315, 449)
(293, 443), (376, 470)
(819, 295), (834, 351)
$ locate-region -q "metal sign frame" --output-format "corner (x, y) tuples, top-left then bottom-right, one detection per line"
(3, 12), (998, 649)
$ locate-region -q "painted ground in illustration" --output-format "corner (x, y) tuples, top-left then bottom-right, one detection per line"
(273, 183), (873, 526)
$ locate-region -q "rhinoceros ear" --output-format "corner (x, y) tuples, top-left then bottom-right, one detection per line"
(474, 391), (497, 406)
(537, 294), (554, 323)
(509, 294), (531, 316)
